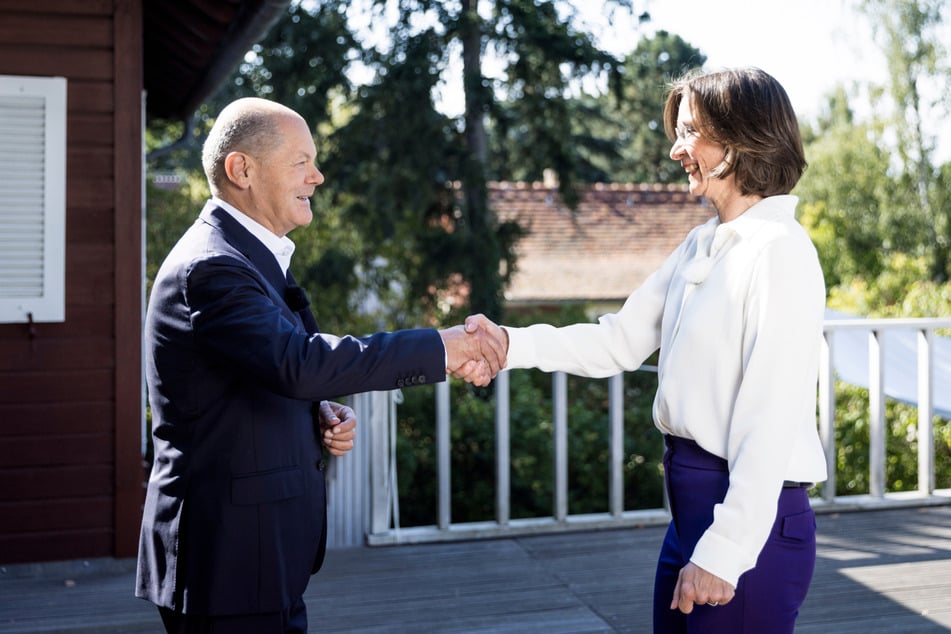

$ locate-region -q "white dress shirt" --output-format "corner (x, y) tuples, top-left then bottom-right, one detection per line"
(504, 195), (827, 586)
(209, 197), (295, 276)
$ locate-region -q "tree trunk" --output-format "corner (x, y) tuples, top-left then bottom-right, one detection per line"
(459, 0), (502, 318)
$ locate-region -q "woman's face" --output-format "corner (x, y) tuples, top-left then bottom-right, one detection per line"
(669, 97), (737, 209)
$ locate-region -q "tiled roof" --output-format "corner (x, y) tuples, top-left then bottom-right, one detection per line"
(491, 182), (714, 304)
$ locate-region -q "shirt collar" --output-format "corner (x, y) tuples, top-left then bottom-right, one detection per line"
(211, 196), (296, 276)
(720, 194), (798, 240)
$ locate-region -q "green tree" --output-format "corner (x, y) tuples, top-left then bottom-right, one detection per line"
(796, 92), (897, 289)
(144, 173), (209, 292)
(785, 0), (951, 500)
(202, 0), (644, 323)
(480, 2), (634, 198)
(608, 30), (706, 184)
(490, 29), (705, 186)
(861, 0), (951, 281)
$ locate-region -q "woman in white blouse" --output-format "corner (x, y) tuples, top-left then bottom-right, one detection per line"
(476, 67), (827, 633)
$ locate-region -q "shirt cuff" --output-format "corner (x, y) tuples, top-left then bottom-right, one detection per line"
(689, 530), (756, 589)
(501, 326), (533, 370)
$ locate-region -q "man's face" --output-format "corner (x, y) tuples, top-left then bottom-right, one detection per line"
(245, 115), (324, 237)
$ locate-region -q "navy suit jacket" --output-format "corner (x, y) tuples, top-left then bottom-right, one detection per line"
(135, 204), (446, 615)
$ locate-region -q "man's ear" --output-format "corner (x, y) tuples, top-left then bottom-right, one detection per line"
(224, 151), (253, 189)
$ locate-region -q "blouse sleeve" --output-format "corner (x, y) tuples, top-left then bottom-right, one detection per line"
(504, 235), (695, 377)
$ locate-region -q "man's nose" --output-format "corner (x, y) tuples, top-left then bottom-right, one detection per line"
(312, 166), (325, 186)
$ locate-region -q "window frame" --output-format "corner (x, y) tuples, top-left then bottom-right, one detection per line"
(0, 74), (67, 324)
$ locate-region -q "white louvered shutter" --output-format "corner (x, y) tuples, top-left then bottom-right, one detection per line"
(0, 75), (66, 323)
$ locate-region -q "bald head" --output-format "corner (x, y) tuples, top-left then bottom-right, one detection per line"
(202, 97), (306, 196)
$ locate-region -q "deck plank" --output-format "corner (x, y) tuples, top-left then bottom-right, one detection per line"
(0, 506), (949, 633)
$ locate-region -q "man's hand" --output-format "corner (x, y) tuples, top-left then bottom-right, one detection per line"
(439, 314), (508, 387)
(670, 562), (735, 614)
(317, 400), (356, 457)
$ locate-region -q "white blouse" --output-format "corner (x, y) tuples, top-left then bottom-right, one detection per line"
(503, 194), (828, 587)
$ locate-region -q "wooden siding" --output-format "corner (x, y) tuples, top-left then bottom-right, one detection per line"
(113, 0), (145, 559)
(0, 0), (143, 564)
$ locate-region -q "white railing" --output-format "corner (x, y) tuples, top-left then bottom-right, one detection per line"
(817, 317), (951, 508)
(325, 317), (951, 548)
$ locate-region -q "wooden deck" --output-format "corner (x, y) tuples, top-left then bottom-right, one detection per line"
(1, 506), (950, 633)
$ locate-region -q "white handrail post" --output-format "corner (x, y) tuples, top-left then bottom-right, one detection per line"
(553, 371), (568, 522)
(367, 391), (391, 536)
(436, 380), (451, 530)
(495, 370), (511, 526)
(917, 329), (935, 496)
(818, 331), (837, 502)
(609, 374), (624, 517)
(868, 330), (886, 498)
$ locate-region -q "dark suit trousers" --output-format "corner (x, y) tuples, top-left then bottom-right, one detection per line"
(653, 435), (816, 634)
(158, 597), (307, 634)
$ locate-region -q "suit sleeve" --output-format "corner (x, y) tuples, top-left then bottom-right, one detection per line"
(184, 255), (446, 400)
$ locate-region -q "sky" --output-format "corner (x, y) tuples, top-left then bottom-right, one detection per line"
(591, 0), (950, 161)
(612, 0), (875, 120)
(357, 0), (949, 162)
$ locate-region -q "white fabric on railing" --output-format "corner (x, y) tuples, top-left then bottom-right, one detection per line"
(826, 309), (951, 419)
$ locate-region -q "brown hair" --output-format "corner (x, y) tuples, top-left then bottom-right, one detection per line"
(663, 67), (807, 196)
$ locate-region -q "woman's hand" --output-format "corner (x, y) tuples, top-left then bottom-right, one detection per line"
(670, 562), (735, 613)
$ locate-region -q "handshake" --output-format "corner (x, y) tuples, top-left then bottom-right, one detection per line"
(438, 314), (509, 387)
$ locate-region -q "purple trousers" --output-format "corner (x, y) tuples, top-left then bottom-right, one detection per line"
(653, 436), (816, 634)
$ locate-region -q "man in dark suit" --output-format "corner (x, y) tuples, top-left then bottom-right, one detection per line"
(136, 97), (506, 633)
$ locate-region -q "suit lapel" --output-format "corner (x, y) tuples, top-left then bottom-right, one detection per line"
(200, 204), (319, 332)
(201, 204), (287, 293)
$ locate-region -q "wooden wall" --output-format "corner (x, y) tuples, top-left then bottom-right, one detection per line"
(0, 0), (143, 564)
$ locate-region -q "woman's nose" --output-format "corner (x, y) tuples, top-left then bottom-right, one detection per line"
(669, 140), (684, 161)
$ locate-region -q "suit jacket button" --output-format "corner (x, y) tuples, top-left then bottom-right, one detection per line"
(418, 374), (426, 383)
(396, 379), (405, 388)
(316, 459), (325, 471)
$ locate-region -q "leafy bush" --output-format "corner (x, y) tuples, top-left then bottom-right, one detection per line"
(393, 306), (665, 527)
(832, 382), (951, 495)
